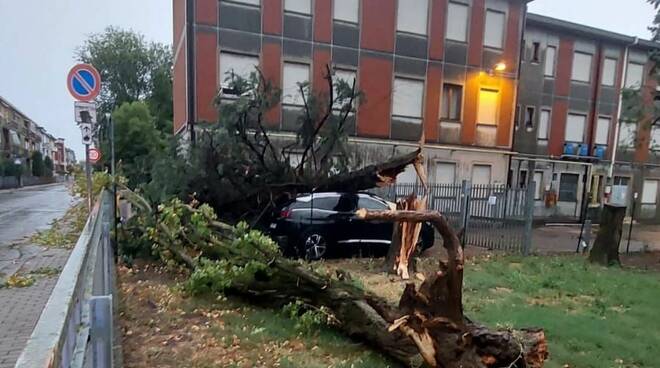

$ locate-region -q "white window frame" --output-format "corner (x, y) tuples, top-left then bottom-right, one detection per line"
(333, 0), (359, 23)
(446, 2), (469, 43)
(594, 116), (611, 145)
(565, 113), (586, 143)
(571, 52), (593, 83)
(625, 62), (645, 89)
(538, 108), (551, 140)
(392, 77), (425, 123)
(483, 9), (506, 49)
(284, 0), (311, 15)
(601, 58), (617, 87)
(282, 62), (310, 106)
(544, 45), (556, 77)
(396, 0), (429, 35)
(642, 179), (659, 204)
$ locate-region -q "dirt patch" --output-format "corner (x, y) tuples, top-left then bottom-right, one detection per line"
(620, 251), (660, 272)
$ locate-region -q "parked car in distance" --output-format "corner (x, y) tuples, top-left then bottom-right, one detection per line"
(268, 192), (435, 260)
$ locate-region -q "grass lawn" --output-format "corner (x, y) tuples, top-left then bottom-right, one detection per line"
(119, 253), (660, 368)
(462, 254), (660, 368)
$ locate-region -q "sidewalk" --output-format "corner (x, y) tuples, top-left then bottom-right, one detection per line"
(0, 181), (64, 195)
(0, 242), (71, 368)
(531, 223), (658, 254)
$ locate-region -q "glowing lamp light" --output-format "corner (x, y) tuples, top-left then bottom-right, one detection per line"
(493, 62), (507, 72)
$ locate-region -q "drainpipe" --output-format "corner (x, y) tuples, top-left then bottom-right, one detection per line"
(505, 2), (528, 189)
(607, 37), (639, 187)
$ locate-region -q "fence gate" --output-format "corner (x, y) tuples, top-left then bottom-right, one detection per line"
(370, 181), (534, 254)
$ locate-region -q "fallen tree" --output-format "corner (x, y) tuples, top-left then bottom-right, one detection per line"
(119, 187), (548, 367)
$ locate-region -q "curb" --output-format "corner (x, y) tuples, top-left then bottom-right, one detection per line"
(0, 182), (66, 195)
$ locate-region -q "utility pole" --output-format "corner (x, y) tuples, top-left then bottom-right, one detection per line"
(106, 113), (117, 254)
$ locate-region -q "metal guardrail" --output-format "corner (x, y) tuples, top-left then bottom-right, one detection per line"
(15, 190), (118, 368)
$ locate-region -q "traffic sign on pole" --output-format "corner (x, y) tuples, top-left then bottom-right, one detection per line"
(67, 64), (101, 102)
(80, 123), (93, 145)
(88, 148), (101, 163)
(75, 101), (97, 124)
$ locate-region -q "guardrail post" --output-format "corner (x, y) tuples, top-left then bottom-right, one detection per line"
(90, 295), (113, 368)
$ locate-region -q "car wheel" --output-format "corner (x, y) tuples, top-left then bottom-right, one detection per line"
(300, 232), (328, 261)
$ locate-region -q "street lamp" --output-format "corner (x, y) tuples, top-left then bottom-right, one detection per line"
(105, 112), (118, 257)
(493, 62), (507, 72)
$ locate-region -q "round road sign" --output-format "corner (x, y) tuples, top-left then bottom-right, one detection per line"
(67, 64), (101, 102)
(88, 148), (101, 163)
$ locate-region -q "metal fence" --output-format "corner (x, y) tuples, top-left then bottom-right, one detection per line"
(15, 190), (118, 368)
(371, 181), (534, 253)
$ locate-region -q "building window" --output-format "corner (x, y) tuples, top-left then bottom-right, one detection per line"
(559, 173), (579, 202)
(544, 46), (556, 76)
(284, 0), (311, 15)
(333, 68), (357, 110)
(435, 162), (456, 184)
(595, 117), (610, 145)
(534, 171), (544, 200)
(446, 2), (469, 42)
(441, 84), (463, 121)
(625, 62), (644, 89)
(471, 164), (492, 185)
(572, 52), (593, 82)
(642, 179), (659, 204)
(219, 52), (259, 88)
(484, 10), (505, 49)
(538, 109), (550, 140)
(650, 122), (660, 151)
(524, 106), (535, 130)
(334, 0), (359, 23)
(565, 113), (586, 143)
(518, 170), (527, 188)
(392, 77), (424, 124)
(618, 122), (637, 150)
(602, 58), (617, 87)
(477, 88), (499, 125)
(514, 105), (521, 129)
(283, 62), (310, 106)
(532, 42), (541, 63)
(397, 0), (429, 35)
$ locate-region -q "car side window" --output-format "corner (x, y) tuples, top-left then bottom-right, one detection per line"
(358, 197), (388, 210)
(333, 194), (359, 212)
(311, 197), (340, 211)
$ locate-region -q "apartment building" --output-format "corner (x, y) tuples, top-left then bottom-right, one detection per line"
(173, 0), (529, 185)
(511, 14), (660, 222)
(1, 95), (69, 177)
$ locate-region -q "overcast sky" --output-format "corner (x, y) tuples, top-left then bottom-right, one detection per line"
(0, 0), (655, 159)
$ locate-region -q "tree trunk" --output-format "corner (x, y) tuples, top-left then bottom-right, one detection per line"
(356, 209), (548, 367)
(589, 204), (625, 266)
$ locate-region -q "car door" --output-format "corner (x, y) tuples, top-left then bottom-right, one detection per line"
(330, 193), (361, 246)
(356, 195), (394, 249)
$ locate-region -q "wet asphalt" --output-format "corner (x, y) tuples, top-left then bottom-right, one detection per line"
(0, 184), (73, 246)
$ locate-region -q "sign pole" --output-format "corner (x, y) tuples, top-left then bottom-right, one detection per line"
(85, 144), (92, 211)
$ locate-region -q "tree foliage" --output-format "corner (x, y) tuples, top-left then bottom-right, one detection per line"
(145, 66), (363, 222)
(107, 101), (165, 187)
(44, 156), (54, 177)
(31, 151), (44, 177)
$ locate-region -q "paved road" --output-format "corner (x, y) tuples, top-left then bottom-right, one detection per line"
(0, 183), (74, 368)
(0, 184), (74, 245)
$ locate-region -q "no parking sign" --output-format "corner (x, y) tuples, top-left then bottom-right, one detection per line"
(67, 64), (101, 102)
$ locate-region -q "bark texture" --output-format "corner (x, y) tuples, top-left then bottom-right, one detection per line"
(589, 204), (625, 266)
(357, 209), (548, 367)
